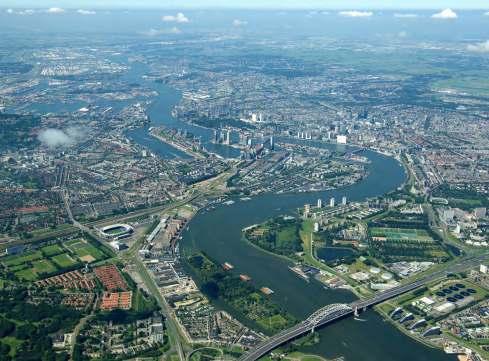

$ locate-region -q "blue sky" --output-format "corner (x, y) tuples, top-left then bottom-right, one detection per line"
(2, 0), (489, 9)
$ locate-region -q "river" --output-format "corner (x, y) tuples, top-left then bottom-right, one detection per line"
(124, 62), (240, 159)
(126, 66), (454, 361)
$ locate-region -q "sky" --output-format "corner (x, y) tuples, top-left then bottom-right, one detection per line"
(2, 0), (489, 9)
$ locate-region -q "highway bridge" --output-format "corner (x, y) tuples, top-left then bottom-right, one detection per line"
(239, 254), (489, 361)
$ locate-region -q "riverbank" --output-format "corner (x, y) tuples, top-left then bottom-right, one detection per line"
(241, 218), (364, 300)
(149, 127), (205, 159)
(180, 147), (457, 360)
(185, 252), (297, 335)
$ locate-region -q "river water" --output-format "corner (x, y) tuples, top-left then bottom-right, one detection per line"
(125, 62), (240, 159)
(126, 66), (454, 361)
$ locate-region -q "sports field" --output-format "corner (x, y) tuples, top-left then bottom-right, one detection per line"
(15, 268), (38, 281)
(1, 238), (108, 282)
(32, 259), (57, 275)
(41, 244), (64, 257)
(51, 253), (79, 268)
(3, 251), (43, 267)
(369, 227), (433, 242)
(65, 239), (105, 262)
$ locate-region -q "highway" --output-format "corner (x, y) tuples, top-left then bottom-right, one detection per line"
(239, 253), (489, 361)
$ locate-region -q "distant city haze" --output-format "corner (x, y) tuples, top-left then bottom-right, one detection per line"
(2, 0), (489, 9)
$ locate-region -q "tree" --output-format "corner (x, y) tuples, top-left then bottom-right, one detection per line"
(0, 317), (15, 338)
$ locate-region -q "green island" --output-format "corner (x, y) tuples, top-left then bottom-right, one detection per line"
(243, 216), (303, 257)
(187, 252), (297, 333)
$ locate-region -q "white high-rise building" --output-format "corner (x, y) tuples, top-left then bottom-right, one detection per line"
(342, 196), (347, 205)
(317, 199), (322, 208)
(330, 197), (335, 207)
(337, 135), (347, 144)
(225, 130), (231, 145)
(304, 204), (311, 218)
(314, 222), (320, 233)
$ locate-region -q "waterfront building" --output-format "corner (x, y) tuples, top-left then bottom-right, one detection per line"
(304, 204), (311, 218)
(317, 198), (322, 208)
(342, 196), (347, 205)
(337, 135), (347, 144)
(225, 130), (231, 145)
(474, 207), (487, 219)
(330, 197), (335, 207)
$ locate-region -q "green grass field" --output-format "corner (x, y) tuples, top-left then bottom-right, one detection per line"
(51, 253), (78, 268)
(432, 76), (489, 98)
(32, 259), (57, 275)
(369, 227), (432, 242)
(65, 239), (106, 261)
(257, 314), (290, 331)
(2, 251), (43, 267)
(14, 268), (38, 281)
(40, 244), (64, 257)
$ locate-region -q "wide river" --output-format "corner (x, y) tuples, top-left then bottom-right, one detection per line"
(126, 70), (454, 361)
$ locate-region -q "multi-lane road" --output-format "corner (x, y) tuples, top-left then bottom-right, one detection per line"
(240, 253), (489, 361)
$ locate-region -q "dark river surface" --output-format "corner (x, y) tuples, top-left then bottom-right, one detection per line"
(122, 64), (455, 361)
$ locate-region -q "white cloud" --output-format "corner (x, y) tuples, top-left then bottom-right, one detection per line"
(169, 26), (181, 34)
(484, 12), (489, 16)
(339, 10), (373, 18)
(77, 9), (96, 15)
(394, 13), (419, 18)
(141, 27), (181, 36)
(467, 40), (489, 53)
(46, 7), (65, 14)
(7, 8), (36, 15)
(432, 8), (457, 19)
(19, 9), (35, 15)
(232, 19), (248, 27)
(38, 128), (84, 148)
(398, 31), (408, 38)
(162, 12), (189, 23)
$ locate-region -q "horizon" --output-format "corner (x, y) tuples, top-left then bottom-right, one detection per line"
(2, 0), (489, 10)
